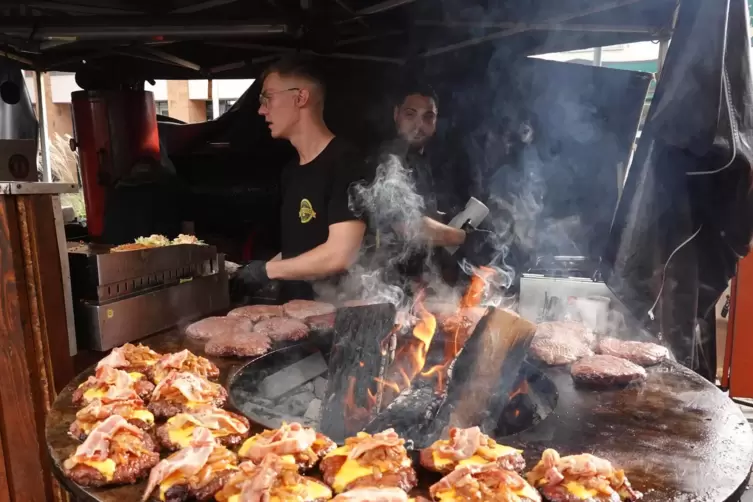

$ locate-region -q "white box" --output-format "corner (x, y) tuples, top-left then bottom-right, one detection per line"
(0, 139), (38, 182)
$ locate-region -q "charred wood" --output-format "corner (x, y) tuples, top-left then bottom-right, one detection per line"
(320, 303), (397, 443)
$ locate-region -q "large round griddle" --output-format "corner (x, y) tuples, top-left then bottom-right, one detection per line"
(46, 334), (753, 502)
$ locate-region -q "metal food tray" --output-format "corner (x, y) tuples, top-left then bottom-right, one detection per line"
(68, 242), (221, 302)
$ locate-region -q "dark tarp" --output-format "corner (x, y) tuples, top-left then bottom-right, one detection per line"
(604, 0), (753, 381)
(0, 63), (38, 141)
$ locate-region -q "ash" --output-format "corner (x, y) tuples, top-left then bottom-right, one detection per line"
(234, 373), (328, 429)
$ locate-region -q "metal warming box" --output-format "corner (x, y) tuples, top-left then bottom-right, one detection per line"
(519, 256), (619, 327)
(68, 243), (229, 351)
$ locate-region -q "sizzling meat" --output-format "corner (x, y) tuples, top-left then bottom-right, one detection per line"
(63, 415), (159, 487)
(203, 331), (272, 358)
(69, 398), (154, 440)
(570, 355), (647, 387)
(430, 463), (541, 502)
(149, 349), (219, 384)
(214, 455), (333, 502)
(420, 426), (525, 474)
(282, 299), (336, 321)
(72, 366), (155, 407)
(527, 448), (643, 501)
(142, 427), (239, 502)
(184, 316), (253, 342)
(306, 312), (336, 331)
(156, 407), (250, 451)
(238, 422), (335, 470)
(597, 338), (669, 366)
(96, 343), (162, 374)
(227, 305), (284, 322)
(148, 372), (227, 419)
(320, 429), (417, 494)
(529, 321), (595, 366)
(253, 317), (310, 342)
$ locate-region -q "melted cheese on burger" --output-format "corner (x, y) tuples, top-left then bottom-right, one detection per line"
(431, 443), (522, 469)
(80, 458), (116, 481)
(434, 481), (540, 502)
(132, 409), (154, 424)
(326, 445), (412, 493)
(564, 481), (598, 499)
(80, 372), (146, 401)
(224, 478), (332, 502)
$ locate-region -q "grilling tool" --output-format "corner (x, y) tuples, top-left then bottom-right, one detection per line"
(445, 197), (490, 255)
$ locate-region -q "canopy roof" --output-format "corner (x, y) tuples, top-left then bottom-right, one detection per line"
(0, 0), (676, 79)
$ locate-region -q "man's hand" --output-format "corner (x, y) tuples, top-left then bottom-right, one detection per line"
(233, 260), (271, 293)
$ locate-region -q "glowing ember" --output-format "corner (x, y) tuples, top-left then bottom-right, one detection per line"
(509, 380), (529, 400)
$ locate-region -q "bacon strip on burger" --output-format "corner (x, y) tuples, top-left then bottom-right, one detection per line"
(70, 397), (154, 440)
(214, 454), (333, 502)
(332, 487), (431, 502)
(237, 421), (335, 471)
(142, 427), (239, 502)
(96, 343), (162, 374)
(148, 371), (227, 419)
(63, 415), (159, 487)
(157, 406), (250, 451)
(526, 448), (643, 501)
(149, 349), (220, 384)
(430, 463), (541, 502)
(420, 426), (525, 474)
(319, 428), (417, 494)
(73, 365), (155, 407)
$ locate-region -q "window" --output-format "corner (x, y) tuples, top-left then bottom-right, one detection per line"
(206, 99), (236, 120)
(155, 101), (169, 117)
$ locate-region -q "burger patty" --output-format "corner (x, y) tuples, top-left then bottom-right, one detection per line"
(155, 413), (250, 451)
(529, 322), (595, 366)
(540, 483), (621, 502)
(69, 417), (152, 441)
(282, 300), (336, 321)
(184, 316), (253, 342)
(419, 448), (526, 474)
(253, 317), (309, 342)
(319, 455), (417, 493)
(204, 331), (271, 358)
(227, 305), (284, 322)
(157, 469), (236, 502)
(71, 378), (155, 406)
(597, 338), (669, 366)
(570, 355), (647, 387)
(65, 434), (159, 487)
(306, 312), (336, 332)
(148, 390), (228, 419)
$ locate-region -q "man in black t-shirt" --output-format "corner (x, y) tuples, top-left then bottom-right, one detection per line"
(366, 84), (469, 281)
(235, 57), (367, 300)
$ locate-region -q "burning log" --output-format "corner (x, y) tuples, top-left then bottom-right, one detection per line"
(437, 307), (537, 436)
(258, 352), (328, 400)
(320, 303), (397, 443)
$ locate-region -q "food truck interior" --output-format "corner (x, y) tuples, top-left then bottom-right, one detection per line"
(1, 0), (753, 501)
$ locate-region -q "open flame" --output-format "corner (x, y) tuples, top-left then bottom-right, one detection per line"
(373, 292), (438, 406)
(460, 266), (497, 308)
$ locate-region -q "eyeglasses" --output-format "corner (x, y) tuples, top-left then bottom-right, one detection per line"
(259, 87), (300, 106)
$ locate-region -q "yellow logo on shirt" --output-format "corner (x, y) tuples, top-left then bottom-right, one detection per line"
(299, 199), (317, 223)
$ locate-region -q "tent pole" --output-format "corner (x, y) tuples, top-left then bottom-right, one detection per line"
(35, 71), (51, 183)
(593, 47), (603, 66)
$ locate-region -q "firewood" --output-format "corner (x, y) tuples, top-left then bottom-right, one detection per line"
(320, 303), (397, 443)
(443, 308), (537, 435)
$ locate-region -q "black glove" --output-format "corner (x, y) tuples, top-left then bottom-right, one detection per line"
(235, 260), (270, 287)
(230, 260), (271, 300)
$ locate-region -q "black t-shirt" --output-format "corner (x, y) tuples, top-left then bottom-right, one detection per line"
(279, 136), (366, 259)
